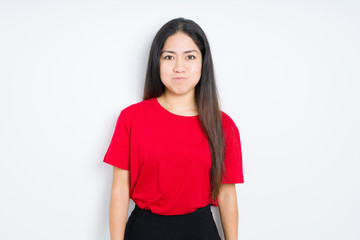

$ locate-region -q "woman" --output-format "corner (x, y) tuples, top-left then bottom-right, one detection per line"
(103, 17), (244, 240)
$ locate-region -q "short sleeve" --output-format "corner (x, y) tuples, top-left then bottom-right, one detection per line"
(103, 110), (131, 170)
(221, 113), (244, 184)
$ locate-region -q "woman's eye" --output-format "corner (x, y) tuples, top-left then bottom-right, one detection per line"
(164, 55), (174, 60)
(186, 55), (196, 60)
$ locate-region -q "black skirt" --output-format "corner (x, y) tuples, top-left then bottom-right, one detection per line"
(124, 204), (221, 240)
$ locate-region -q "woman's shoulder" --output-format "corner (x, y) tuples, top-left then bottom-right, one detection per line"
(220, 110), (236, 125)
(118, 98), (154, 120)
(220, 110), (240, 134)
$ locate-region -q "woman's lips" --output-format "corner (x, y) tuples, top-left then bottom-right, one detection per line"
(173, 77), (186, 80)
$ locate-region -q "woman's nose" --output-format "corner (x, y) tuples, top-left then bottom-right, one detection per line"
(173, 59), (185, 73)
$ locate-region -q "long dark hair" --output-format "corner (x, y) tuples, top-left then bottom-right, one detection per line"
(142, 17), (227, 203)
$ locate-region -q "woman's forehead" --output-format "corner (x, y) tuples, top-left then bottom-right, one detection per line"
(162, 33), (200, 52)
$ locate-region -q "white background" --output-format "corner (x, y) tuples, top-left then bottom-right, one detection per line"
(0, 0), (359, 239)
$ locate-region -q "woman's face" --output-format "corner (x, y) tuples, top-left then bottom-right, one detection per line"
(159, 32), (202, 98)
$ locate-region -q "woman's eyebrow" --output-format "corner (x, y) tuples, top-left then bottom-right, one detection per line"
(161, 50), (199, 54)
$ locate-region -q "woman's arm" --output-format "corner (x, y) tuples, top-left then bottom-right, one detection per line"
(218, 184), (239, 240)
(109, 167), (130, 240)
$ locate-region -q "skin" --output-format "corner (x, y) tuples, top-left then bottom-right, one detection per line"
(109, 167), (130, 240)
(156, 32), (202, 116)
(108, 32), (239, 240)
(218, 184), (239, 240)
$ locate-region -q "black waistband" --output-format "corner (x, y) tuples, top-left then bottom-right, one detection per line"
(131, 204), (213, 224)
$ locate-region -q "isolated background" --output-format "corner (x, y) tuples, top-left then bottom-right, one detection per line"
(0, 0), (359, 239)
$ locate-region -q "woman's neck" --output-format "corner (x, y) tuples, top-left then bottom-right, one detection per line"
(157, 92), (198, 116)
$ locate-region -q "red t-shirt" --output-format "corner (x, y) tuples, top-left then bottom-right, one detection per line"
(103, 97), (244, 215)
